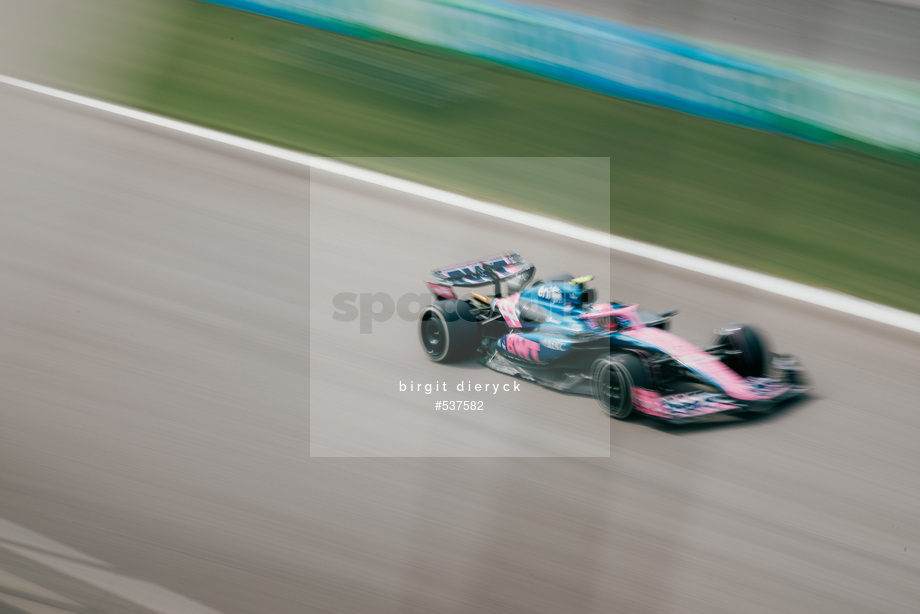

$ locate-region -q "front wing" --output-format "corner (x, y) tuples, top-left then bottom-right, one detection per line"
(632, 382), (806, 423)
(633, 355), (808, 423)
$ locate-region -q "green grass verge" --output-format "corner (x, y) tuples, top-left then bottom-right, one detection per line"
(42, 0), (920, 313)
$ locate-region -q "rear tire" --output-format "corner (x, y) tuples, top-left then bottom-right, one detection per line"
(591, 353), (648, 420)
(418, 300), (481, 363)
(716, 324), (768, 377)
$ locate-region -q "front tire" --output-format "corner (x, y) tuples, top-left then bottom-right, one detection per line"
(591, 353), (648, 419)
(418, 300), (481, 363)
(715, 324), (768, 377)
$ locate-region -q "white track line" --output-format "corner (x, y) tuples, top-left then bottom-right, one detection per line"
(2, 73), (919, 334)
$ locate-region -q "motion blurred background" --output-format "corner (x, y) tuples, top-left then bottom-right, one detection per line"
(3, 0), (919, 310)
(1, 1), (919, 612)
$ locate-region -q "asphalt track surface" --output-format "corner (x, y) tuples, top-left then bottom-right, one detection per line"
(523, 0), (920, 82)
(2, 84), (920, 614)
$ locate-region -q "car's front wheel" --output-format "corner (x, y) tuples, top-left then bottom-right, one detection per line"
(591, 353), (648, 419)
(418, 300), (481, 363)
(714, 323), (768, 377)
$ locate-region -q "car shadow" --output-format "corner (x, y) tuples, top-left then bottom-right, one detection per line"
(432, 359), (490, 371)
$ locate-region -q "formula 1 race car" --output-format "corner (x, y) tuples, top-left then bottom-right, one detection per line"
(418, 253), (807, 423)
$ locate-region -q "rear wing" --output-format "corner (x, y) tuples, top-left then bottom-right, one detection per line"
(426, 252), (535, 299)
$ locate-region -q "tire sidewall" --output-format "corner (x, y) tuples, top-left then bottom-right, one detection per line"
(418, 300), (481, 363)
(419, 305), (453, 362)
(719, 324), (768, 377)
(592, 354), (640, 419)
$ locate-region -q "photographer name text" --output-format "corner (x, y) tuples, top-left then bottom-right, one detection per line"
(399, 380), (521, 394)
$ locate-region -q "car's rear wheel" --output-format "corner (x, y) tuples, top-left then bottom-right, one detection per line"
(715, 323), (768, 377)
(592, 353), (648, 419)
(418, 300), (481, 363)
